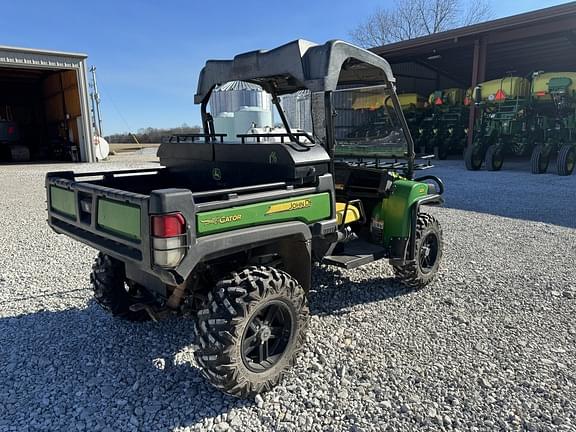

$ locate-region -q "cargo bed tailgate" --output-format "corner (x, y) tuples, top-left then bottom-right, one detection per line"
(46, 171), (151, 263)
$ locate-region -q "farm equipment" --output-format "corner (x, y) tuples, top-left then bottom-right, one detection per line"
(382, 93), (427, 152)
(465, 76), (532, 171)
(46, 40), (445, 398)
(529, 72), (576, 176)
(423, 88), (469, 159)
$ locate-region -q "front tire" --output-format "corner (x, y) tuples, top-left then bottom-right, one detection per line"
(394, 213), (443, 289)
(485, 144), (504, 171)
(464, 145), (484, 170)
(90, 253), (150, 321)
(557, 144), (576, 176)
(194, 266), (309, 398)
(530, 144), (550, 174)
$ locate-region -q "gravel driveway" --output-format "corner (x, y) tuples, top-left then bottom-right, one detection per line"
(0, 156), (575, 431)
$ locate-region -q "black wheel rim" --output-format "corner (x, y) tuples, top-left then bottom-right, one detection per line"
(493, 150), (503, 169)
(241, 300), (294, 373)
(419, 232), (439, 274)
(539, 154), (549, 172)
(472, 149), (483, 168)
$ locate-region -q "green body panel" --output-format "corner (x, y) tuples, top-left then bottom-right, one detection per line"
(196, 193), (331, 236)
(97, 198), (141, 241)
(50, 186), (76, 219)
(372, 180), (429, 246)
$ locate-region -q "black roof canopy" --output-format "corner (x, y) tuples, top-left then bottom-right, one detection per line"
(194, 39), (396, 104)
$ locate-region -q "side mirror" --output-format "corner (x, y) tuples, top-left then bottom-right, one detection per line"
(474, 86), (482, 105)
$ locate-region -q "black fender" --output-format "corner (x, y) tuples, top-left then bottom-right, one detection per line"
(175, 221), (313, 291)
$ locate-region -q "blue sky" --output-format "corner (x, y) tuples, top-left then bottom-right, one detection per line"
(1, 0), (571, 134)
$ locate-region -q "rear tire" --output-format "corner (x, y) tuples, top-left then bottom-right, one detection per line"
(485, 144), (504, 171)
(194, 266), (309, 398)
(394, 213), (443, 289)
(90, 253), (150, 321)
(530, 144), (550, 174)
(464, 145), (483, 170)
(557, 144), (576, 176)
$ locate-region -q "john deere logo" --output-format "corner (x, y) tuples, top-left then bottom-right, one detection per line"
(212, 168), (222, 181)
(200, 214), (242, 225)
(269, 151), (278, 164)
(266, 199), (312, 215)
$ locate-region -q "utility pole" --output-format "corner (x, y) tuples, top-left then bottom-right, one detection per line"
(89, 66), (103, 136)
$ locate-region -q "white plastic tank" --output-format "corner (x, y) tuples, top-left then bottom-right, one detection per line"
(235, 107), (274, 135)
(213, 107), (274, 142)
(244, 126), (311, 143)
(93, 136), (110, 160)
(213, 112), (236, 141)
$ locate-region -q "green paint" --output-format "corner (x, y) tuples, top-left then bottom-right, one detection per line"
(372, 180), (429, 246)
(97, 198), (141, 241)
(196, 193), (331, 236)
(50, 186), (76, 219)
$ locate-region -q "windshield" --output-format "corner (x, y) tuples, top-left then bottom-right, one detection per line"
(331, 85), (408, 158)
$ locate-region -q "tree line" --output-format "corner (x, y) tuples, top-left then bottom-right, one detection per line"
(105, 124), (202, 144)
(350, 0), (493, 48)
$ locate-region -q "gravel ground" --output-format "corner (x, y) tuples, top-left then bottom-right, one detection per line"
(0, 155), (575, 431)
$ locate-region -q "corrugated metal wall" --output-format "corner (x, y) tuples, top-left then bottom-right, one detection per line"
(279, 90), (313, 132)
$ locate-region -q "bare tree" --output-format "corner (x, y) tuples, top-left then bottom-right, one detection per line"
(350, 0), (494, 48)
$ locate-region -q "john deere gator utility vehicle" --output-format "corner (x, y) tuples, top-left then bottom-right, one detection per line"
(529, 72), (576, 176)
(465, 76), (533, 171)
(46, 40), (444, 398)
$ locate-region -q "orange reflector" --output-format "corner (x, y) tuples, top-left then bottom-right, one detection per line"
(434, 97), (443, 105)
(464, 97), (471, 106)
(535, 91), (547, 97)
(495, 89), (506, 101)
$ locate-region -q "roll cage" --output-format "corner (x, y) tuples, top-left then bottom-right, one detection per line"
(194, 39), (416, 178)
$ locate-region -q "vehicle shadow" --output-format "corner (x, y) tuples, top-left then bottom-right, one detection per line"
(0, 304), (250, 431)
(0, 267), (410, 430)
(309, 265), (413, 316)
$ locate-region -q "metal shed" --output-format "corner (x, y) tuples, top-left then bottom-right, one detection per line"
(370, 2), (576, 145)
(0, 45), (94, 162)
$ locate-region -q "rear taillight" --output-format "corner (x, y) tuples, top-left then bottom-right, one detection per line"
(152, 213), (186, 237)
(151, 213), (187, 268)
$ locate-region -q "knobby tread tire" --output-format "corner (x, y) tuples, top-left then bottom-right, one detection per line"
(393, 213), (443, 290)
(90, 253), (149, 321)
(530, 144), (550, 174)
(557, 144), (576, 176)
(194, 266), (309, 398)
